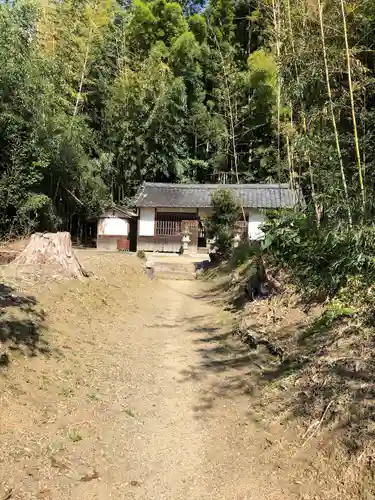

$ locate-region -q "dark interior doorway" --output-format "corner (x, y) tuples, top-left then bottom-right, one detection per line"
(128, 218), (138, 252)
(198, 219), (207, 249)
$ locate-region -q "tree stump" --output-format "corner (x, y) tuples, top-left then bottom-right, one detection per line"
(11, 232), (87, 279)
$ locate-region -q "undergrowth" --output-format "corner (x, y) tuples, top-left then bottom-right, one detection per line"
(224, 208), (375, 465)
(197, 206), (375, 495)
(262, 208), (375, 317)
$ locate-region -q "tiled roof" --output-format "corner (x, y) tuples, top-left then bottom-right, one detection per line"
(134, 182), (301, 209)
(100, 205), (137, 218)
(115, 205), (137, 218)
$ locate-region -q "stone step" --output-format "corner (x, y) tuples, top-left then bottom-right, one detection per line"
(147, 260), (196, 280)
(156, 271), (195, 281)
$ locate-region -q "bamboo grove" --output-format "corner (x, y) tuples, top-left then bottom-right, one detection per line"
(1, 0), (375, 239)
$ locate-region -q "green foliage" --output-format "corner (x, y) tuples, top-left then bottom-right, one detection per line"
(0, 0), (112, 238)
(0, 0), (283, 239)
(230, 241), (260, 268)
(188, 14), (207, 43)
(207, 0), (235, 42)
(150, 0), (187, 46)
(128, 0), (157, 57)
(2, 0), (375, 263)
(302, 303), (356, 340)
(206, 189), (241, 260)
(263, 209), (375, 303)
(248, 49), (277, 90)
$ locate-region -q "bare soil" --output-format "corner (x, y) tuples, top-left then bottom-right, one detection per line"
(0, 251), (372, 499)
(202, 269), (375, 500)
(0, 238), (29, 253)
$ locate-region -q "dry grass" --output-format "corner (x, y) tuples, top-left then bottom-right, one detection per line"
(246, 293), (375, 498)
(0, 251), (155, 499)
(2, 247), (375, 499)
(199, 268), (375, 499)
(0, 238), (30, 253)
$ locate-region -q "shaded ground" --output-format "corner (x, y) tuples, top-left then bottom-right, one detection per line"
(196, 269), (375, 499)
(0, 283), (48, 366)
(0, 252), (371, 499)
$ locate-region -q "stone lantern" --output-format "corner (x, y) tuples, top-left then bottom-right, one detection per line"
(181, 228), (192, 251)
(233, 233), (241, 248)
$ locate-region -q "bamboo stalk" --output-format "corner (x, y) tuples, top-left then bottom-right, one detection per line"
(73, 28), (92, 117)
(340, 0), (365, 215)
(209, 25), (246, 221)
(285, 0), (320, 221)
(363, 88), (366, 184)
(286, 135), (294, 189)
(288, 103), (299, 196)
(318, 0), (352, 226)
(273, 0), (282, 208)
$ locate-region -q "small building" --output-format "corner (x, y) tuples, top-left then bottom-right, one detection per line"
(134, 182), (300, 253)
(97, 206), (137, 251)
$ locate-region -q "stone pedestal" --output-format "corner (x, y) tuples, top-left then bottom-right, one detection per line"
(182, 233), (191, 251)
(233, 233), (241, 248)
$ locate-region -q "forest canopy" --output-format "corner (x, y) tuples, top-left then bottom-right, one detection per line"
(1, 0), (375, 239)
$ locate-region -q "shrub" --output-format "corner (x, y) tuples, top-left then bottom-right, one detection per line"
(262, 208), (375, 303)
(230, 241), (261, 268)
(206, 189), (242, 261)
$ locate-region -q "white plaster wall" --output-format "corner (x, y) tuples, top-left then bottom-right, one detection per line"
(99, 217), (128, 236)
(139, 208), (155, 236)
(248, 209), (267, 240)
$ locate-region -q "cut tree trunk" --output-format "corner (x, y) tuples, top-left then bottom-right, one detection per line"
(11, 232), (88, 279)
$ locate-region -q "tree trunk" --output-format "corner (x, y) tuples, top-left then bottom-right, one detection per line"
(11, 232), (88, 279)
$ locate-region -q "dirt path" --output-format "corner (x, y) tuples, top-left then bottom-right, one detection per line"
(101, 278), (293, 500)
(0, 261), (301, 499)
